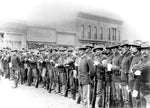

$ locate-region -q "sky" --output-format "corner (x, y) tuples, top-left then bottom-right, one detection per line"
(0, 0), (150, 42)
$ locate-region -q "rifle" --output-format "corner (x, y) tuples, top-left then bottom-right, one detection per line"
(91, 66), (97, 108)
(64, 64), (70, 97)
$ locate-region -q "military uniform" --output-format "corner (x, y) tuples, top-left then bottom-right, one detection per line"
(132, 43), (150, 108)
(94, 53), (107, 108)
(9, 51), (21, 88)
(64, 52), (76, 98)
(78, 49), (95, 108)
(119, 44), (134, 107)
(19, 54), (26, 84)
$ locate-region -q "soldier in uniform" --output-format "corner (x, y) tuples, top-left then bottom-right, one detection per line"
(63, 47), (76, 98)
(106, 44), (122, 107)
(40, 49), (48, 89)
(78, 46), (95, 108)
(9, 50), (21, 88)
(51, 48), (60, 93)
(19, 50), (26, 84)
(1, 50), (10, 78)
(45, 49), (53, 92)
(132, 42), (150, 108)
(56, 47), (67, 95)
(30, 52), (39, 88)
(128, 41), (142, 107)
(119, 41), (134, 107)
(92, 45), (106, 108)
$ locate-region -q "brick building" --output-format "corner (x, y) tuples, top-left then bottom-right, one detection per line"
(0, 12), (123, 49)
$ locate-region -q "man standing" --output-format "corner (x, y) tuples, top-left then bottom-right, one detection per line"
(78, 46), (95, 108)
(92, 45), (106, 108)
(9, 50), (21, 88)
(119, 42), (134, 107)
(132, 42), (150, 108)
(128, 41), (142, 108)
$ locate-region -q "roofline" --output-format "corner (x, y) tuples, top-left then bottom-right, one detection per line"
(78, 12), (123, 25)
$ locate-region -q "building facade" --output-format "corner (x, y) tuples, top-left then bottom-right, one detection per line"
(0, 12), (123, 49)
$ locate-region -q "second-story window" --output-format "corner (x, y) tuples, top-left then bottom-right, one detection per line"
(100, 27), (103, 40)
(108, 28), (111, 40)
(88, 26), (91, 39)
(94, 27), (97, 39)
(112, 28), (117, 41)
(118, 31), (120, 41)
(81, 25), (85, 38)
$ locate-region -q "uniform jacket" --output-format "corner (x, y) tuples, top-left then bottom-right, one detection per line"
(94, 54), (107, 80)
(10, 54), (20, 70)
(133, 56), (150, 95)
(78, 54), (95, 85)
(111, 51), (122, 82)
(120, 51), (133, 84)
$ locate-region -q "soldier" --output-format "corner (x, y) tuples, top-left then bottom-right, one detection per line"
(9, 50), (21, 88)
(56, 47), (67, 95)
(106, 44), (122, 108)
(40, 49), (48, 89)
(19, 50), (26, 84)
(128, 41), (142, 108)
(78, 46), (95, 108)
(92, 45), (106, 108)
(119, 41), (134, 107)
(1, 50), (10, 78)
(63, 47), (76, 98)
(0, 50), (3, 76)
(45, 49), (53, 92)
(51, 48), (60, 93)
(132, 42), (150, 108)
(30, 51), (39, 88)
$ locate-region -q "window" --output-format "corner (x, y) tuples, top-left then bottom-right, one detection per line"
(111, 28), (117, 41)
(118, 31), (120, 41)
(94, 27), (97, 39)
(88, 26), (91, 39)
(100, 27), (103, 40)
(108, 29), (111, 40)
(81, 25), (85, 38)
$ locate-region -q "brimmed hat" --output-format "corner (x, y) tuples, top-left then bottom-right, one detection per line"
(67, 47), (74, 52)
(93, 45), (104, 52)
(51, 48), (58, 52)
(140, 41), (150, 49)
(39, 48), (46, 52)
(128, 40), (141, 47)
(78, 46), (87, 51)
(59, 47), (66, 51)
(86, 45), (94, 49)
(120, 40), (130, 47)
(106, 44), (120, 49)
(11, 49), (18, 52)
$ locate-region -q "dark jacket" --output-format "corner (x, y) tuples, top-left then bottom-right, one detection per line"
(94, 54), (107, 80)
(133, 56), (150, 95)
(10, 54), (20, 70)
(111, 52), (122, 82)
(78, 54), (95, 85)
(120, 51), (133, 84)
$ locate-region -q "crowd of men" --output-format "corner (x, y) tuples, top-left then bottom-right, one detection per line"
(0, 40), (150, 108)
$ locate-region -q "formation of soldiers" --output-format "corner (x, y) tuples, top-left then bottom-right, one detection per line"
(0, 40), (150, 108)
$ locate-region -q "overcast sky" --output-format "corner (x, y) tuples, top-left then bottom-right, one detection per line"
(0, 0), (150, 42)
